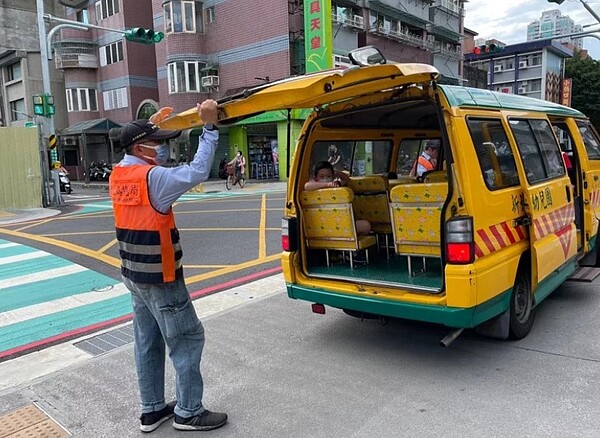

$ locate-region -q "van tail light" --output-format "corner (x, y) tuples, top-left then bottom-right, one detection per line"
(281, 216), (299, 252)
(445, 216), (475, 264)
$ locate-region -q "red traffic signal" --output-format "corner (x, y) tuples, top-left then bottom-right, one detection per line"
(473, 43), (504, 55)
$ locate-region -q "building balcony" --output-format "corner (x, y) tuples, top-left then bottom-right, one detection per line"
(52, 40), (98, 69)
(432, 43), (462, 60)
(370, 27), (434, 50)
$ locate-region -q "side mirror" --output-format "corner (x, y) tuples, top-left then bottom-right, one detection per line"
(348, 46), (387, 66)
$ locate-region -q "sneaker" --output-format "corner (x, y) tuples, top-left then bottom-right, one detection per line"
(173, 410), (228, 431)
(352, 250), (367, 264)
(140, 401), (176, 433)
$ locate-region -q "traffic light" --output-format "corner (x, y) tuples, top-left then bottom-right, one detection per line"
(44, 95), (55, 116)
(33, 95), (44, 116)
(123, 28), (164, 44)
(547, 0), (565, 4)
(473, 43), (505, 56)
(32, 94), (55, 117)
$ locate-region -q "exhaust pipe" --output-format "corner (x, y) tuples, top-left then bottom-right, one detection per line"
(439, 328), (464, 348)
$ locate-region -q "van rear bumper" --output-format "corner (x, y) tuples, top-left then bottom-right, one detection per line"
(287, 284), (511, 329)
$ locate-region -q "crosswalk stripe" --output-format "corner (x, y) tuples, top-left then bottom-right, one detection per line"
(0, 264), (88, 290)
(0, 243), (19, 250)
(0, 282), (129, 328)
(0, 251), (49, 265)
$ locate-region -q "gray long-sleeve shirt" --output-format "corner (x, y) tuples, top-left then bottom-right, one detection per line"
(116, 128), (219, 213)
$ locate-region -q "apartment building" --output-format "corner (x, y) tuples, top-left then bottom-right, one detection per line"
(8, 0), (466, 181)
(527, 9), (583, 50)
(0, 1), (68, 131)
(464, 39), (573, 102)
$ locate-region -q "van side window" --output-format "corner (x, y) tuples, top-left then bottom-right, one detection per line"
(396, 139), (421, 175)
(510, 119), (565, 184)
(309, 140), (392, 176)
(576, 121), (600, 160)
(466, 118), (519, 190)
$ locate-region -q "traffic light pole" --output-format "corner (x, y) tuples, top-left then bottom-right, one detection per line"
(36, 0), (53, 207)
(578, 0), (600, 27)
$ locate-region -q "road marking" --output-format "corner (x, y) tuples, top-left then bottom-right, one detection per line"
(259, 193), (267, 258)
(0, 264), (87, 290)
(0, 250), (49, 265)
(0, 283), (128, 328)
(0, 243), (19, 250)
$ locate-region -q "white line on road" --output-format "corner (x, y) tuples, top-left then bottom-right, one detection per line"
(0, 243), (19, 250)
(0, 282), (129, 328)
(0, 264), (88, 290)
(0, 251), (49, 266)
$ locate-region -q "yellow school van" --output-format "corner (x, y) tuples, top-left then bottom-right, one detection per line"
(161, 47), (600, 345)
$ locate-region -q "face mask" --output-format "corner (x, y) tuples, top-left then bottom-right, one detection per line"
(141, 144), (169, 166)
(320, 176), (333, 183)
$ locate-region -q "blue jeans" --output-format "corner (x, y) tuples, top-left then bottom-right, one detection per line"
(123, 276), (206, 418)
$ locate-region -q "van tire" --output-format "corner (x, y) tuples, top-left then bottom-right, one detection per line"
(509, 269), (535, 339)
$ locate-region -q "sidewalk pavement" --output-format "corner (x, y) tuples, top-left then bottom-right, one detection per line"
(0, 273), (287, 437)
(0, 179), (287, 226)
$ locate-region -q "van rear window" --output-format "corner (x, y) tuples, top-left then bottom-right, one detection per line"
(466, 118), (519, 190)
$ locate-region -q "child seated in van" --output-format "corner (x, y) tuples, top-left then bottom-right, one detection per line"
(304, 161), (371, 236)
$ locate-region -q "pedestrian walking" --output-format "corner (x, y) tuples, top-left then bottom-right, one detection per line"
(109, 100), (227, 433)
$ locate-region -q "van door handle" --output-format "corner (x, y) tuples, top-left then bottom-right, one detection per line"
(514, 216), (532, 227)
(566, 185), (572, 203)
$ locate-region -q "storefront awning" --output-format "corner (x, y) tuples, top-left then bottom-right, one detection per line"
(369, 1), (429, 29)
(60, 118), (122, 135)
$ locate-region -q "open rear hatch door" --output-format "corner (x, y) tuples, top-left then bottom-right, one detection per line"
(158, 63), (440, 130)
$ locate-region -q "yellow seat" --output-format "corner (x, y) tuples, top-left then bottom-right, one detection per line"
(388, 176), (418, 188)
(389, 183), (448, 275)
(348, 176), (393, 257)
(299, 187), (377, 269)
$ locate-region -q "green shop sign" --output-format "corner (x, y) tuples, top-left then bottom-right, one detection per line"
(304, 0), (332, 73)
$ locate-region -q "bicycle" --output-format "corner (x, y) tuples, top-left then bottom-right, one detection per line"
(225, 163), (246, 190)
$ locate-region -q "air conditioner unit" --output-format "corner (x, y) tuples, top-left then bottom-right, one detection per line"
(494, 65), (503, 73)
(519, 61), (528, 68)
(521, 81), (528, 86)
(201, 75), (219, 87)
(63, 137), (77, 146)
(518, 87), (527, 94)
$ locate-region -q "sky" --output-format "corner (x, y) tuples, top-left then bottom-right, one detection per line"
(464, 0), (600, 59)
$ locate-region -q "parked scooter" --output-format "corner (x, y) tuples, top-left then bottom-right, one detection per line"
(59, 171), (72, 194)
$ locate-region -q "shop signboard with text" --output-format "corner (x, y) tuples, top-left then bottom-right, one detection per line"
(304, 0), (333, 73)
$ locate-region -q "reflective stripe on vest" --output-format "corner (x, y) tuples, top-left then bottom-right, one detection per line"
(110, 164), (183, 283)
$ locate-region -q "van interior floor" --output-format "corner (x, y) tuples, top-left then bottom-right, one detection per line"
(307, 249), (444, 290)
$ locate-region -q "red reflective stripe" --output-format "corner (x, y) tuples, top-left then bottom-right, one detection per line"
(474, 242), (484, 258)
(477, 229), (496, 253)
(515, 225), (526, 240)
(489, 224), (506, 248)
(500, 221), (517, 244)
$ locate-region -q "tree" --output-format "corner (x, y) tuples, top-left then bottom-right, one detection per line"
(565, 51), (600, 129)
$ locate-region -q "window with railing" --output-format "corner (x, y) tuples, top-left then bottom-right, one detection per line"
(66, 88), (98, 112)
(164, 1), (204, 33)
(95, 0), (119, 21)
(168, 60), (212, 93)
(99, 41), (123, 66)
(103, 87), (128, 110)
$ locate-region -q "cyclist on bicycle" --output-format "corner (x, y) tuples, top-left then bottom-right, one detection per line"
(228, 151), (246, 181)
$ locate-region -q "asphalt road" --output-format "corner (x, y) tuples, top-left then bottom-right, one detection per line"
(0, 183), (285, 291)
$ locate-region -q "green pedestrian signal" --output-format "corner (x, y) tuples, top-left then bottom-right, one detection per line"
(124, 28), (164, 44)
(32, 94), (55, 117)
(45, 95), (55, 116)
(33, 95), (44, 116)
